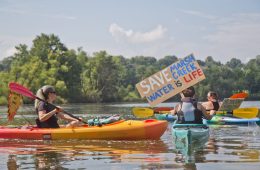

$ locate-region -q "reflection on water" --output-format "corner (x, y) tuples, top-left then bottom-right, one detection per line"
(0, 102), (260, 169)
(0, 138), (178, 169)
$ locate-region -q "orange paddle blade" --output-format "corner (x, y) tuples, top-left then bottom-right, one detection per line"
(230, 92), (248, 99)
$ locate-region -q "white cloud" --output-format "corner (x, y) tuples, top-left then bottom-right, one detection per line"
(109, 23), (167, 43)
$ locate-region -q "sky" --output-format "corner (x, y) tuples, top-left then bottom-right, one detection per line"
(0, 0), (260, 63)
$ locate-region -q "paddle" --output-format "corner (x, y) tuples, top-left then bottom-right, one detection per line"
(8, 82), (87, 124)
(230, 92), (248, 99)
(132, 107), (173, 118)
(216, 107), (258, 119)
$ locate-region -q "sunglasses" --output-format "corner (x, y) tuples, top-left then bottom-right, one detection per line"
(50, 91), (56, 94)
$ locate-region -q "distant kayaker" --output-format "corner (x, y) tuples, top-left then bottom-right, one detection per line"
(170, 86), (213, 124)
(34, 85), (82, 128)
(202, 91), (222, 115)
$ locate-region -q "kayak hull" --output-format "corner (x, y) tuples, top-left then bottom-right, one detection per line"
(0, 119), (168, 140)
(172, 124), (209, 146)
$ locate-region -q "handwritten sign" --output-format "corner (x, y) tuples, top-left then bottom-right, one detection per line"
(136, 54), (205, 106)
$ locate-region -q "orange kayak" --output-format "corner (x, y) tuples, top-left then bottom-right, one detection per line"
(0, 119), (168, 140)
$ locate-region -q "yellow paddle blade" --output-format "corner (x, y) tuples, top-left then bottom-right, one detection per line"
(132, 108), (154, 118)
(233, 107), (259, 119)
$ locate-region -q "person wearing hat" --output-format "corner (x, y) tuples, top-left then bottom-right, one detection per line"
(170, 86), (213, 124)
(35, 85), (81, 128)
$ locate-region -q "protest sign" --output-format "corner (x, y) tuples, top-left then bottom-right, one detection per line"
(136, 54), (205, 106)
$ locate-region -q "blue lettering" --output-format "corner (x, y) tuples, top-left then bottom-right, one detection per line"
(177, 62), (183, 69)
(162, 86), (169, 94)
(167, 84), (174, 91)
(189, 63), (197, 70)
(158, 88), (164, 96)
(184, 54), (196, 63)
(147, 94), (157, 102)
(182, 67), (187, 75)
(172, 72), (178, 80)
(170, 64), (177, 73)
(185, 64), (192, 73)
(177, 70), (184, 77)
(146, 84), (174, 102)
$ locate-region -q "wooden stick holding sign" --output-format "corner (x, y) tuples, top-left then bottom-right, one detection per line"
(136, 54), (206, 107)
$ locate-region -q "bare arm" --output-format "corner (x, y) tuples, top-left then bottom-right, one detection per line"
(38, 109), (57, 122)
(198, 103), (213, 120)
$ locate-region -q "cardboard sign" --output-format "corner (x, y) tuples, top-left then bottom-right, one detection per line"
(218, 98), (244, 111)
(136, 54), (206, 107)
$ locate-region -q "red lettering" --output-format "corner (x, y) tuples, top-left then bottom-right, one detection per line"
(184, 74), (193, 83)
(191, 71), (198, 78)
(197, 69), (203, 76)
(184, 69), (204, 83)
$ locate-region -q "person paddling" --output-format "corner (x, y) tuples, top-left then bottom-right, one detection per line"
(35, 85), (82, 128)
(202, 91), (222, 115)
(170, 86), (213, 124)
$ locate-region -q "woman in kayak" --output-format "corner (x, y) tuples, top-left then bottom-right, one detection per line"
(170, 86), (213, 124)
(35, 85), (81, 128)
(202, 91), (222, 115)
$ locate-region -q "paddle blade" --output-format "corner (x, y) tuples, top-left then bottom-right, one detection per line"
(233, 107), (259, 119)
(8, 82), (36, 100)
(7, 91), (23, 121)
(132, 108), (154, 118)
(230, 92), (248, 99)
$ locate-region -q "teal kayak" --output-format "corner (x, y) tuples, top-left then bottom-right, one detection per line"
(172, 124), (209, 146)
(172, 123), (209, 161)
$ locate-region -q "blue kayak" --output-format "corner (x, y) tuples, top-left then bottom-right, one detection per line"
(206, 116), (260, 125)
(156, 113), (260, 126)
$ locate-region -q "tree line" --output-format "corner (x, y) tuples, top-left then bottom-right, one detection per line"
(0, 33), (259, 105)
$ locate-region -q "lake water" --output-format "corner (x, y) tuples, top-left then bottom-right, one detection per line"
(0, 101), (260, 170)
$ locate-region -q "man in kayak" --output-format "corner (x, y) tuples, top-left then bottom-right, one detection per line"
(202, 91), (222, 115)
(35, 85), (82, 128)
(170, 86), (213, 124)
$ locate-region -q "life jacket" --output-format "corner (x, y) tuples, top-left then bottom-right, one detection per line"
(36, 101), (59, 128)
(176, 100), (203, 124)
